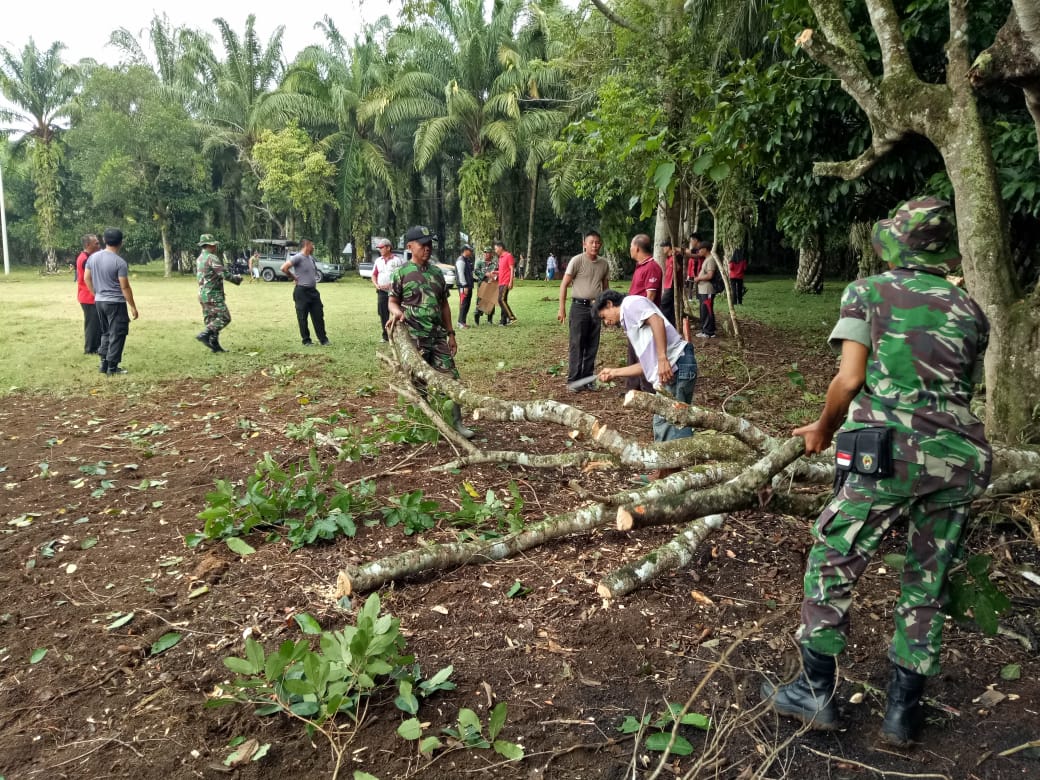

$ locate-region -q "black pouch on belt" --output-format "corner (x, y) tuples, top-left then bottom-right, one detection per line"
(832, 427), (894, 493)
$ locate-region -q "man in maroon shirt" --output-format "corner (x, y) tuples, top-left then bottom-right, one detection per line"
(493, 241), (517, 325)
(625, 234), (662, 392)
(76, 233), (102, 354)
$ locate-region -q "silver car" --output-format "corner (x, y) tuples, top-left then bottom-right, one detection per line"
(358, 251), (455, 288)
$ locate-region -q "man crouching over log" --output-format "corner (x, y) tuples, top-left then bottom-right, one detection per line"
(761, 197), (992, 748)
(595, 289), (698, 482)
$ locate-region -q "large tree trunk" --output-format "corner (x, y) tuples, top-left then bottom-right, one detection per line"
(793, 232), (822, 294)
(160, 220), (173, 277)
(802, 0), (1040, 442)
(526, 168), (538, 275)
(969, 4), (1040, 158)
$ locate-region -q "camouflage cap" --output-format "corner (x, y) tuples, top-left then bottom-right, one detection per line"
(871, 197), (960, 273)
(198, 233), (219, 247)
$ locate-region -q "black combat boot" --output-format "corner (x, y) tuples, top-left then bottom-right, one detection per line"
(210, 332), (227, 352)
(450, 402), (475, 439)
(880, 663), (926, 748)
(761, 646), (838, 730)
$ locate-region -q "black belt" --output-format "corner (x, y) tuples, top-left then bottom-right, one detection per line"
(572, 298), (592, 306)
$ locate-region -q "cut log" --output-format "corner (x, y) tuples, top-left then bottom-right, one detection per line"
(617, 437), (806, 530)
(597, 514), (726, 599)
(433, 450), (622, 472)
(335, 464), (737, 596)
(623, 392), (779, 453)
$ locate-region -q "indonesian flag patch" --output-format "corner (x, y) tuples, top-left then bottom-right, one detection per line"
(836, 448), (853, 469)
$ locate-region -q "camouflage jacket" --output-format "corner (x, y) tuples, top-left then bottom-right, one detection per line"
(828, 267), (991, 479)
(196, 250), (233, 301)
(473, 256), (497, 282)
(390, 260), (450, 339)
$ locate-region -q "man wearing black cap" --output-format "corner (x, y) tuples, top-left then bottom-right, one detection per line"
(280, 238), (329, 346)
(454, 244), (475, 329)
(388, 226), (474, 439)
(84, 227), (138, 375)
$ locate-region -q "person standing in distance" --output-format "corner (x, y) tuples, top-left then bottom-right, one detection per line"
(76, 233), (101, 355)
(658, 240), (676, 327)
(545, 251), (557, 281)
(473, 247), (497, 326)
(281, 238), (329, 346)
(493, 240), (517, 325)
(761, 197), (991, 748)
(454, 244), (475, 329)
(624, 234), (662, 393)
(692, 246), (717, 338)
(195, 234), (241, 353)
(373, 238), (405, 342)
(558, 231), (610, 387)
(388, 226), (474, 439)
(84, 228), (138, 375)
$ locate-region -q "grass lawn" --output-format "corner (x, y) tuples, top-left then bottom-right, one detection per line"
(0, 265), (842, 396)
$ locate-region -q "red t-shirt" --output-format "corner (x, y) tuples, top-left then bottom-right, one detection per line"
(729, 258), (747, 279)
(496, 251), (514, 287)
(76, 251), (94, 304)
(663, 254), (674, 289)
(629, 258), (661, 300)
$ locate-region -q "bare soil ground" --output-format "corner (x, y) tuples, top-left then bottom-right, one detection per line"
(1, 321), (1037, 780)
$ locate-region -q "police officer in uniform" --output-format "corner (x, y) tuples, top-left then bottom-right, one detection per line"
(762, 198), (991, 748)
(195, 234), (241, 353)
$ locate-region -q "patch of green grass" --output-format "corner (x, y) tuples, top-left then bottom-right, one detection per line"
(0, 267), (839, 397)
(732, 276), (843, 335)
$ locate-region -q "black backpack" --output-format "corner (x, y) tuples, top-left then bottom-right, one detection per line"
(710, 264), (725, 295)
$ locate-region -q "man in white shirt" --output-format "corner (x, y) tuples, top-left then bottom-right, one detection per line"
(372, 238), (405, 342)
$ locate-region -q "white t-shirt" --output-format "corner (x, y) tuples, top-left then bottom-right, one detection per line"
(619, 295), (688, 385)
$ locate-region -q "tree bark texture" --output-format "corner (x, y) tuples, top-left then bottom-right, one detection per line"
(801, 0), (1040, 443)
(597, 514), (726, 599)
(793, 233), (822, 294)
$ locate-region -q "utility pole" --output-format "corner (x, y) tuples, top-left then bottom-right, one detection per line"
(0, 154), (9, 275)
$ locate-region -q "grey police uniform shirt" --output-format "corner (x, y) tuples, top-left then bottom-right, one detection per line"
(85, 250), (128, 303)
(289, 253), (320, 287)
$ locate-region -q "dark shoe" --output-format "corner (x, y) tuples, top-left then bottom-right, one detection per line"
(319, 340), (331, 346)
(761, 647), (838, 730)
(210, 333), (226, 353)
(880, 664), (926, 748)
(99, 362), (109, 374)
(450, 402), (475, 439)
(302, 340), (315, 346)
(107, 367), (128, 375)
(197, 331), (221, 353)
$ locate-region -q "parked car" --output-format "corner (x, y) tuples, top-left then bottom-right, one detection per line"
(250, 239), (344, 282)
(357, 250), (456, 288)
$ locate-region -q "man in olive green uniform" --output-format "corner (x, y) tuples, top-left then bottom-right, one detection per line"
(389, 226), (474, 439)
(195, 234), (241, 353)
(762, 198), (991, 749)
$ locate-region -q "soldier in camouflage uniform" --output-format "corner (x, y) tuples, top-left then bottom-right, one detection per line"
(195, 234), (241, 353)
(389, 226), (474, 439)
(762, 198), (991, 748)
(472, 247), (497, 326)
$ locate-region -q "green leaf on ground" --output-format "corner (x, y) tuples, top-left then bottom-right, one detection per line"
(106, 612), (135, 630)
(225, 537), (256, 556)
(29, 648), (48, 664)
(150, 632), (182, 655)
(1001, 663), (1021, 681)
(294, 613), (322, 635)
(645, 732), (693, 755)
(397, 718), (422, 740)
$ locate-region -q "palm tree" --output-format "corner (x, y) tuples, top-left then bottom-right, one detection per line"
(0, 39), (79, 270)
(189, 15), (302, 240)
(369, 0), (533, 252)
(283, 17), (401, 259)
(109, 13), (203, 91)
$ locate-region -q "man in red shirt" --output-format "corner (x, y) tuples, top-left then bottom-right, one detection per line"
(76, 233), (102, 354)
(625, 234), (662, 392)
(659, 240), (676, 326)
(493, 240), (517, 325)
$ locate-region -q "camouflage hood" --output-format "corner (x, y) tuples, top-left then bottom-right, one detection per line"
(871, 197), (961, 274)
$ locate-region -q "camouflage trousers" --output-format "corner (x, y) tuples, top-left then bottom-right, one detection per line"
(415, 333), (459, 379)
(201, 297), (231, 333)
(798, 463), (982, 676)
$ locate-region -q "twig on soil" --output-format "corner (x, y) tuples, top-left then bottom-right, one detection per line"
(801, 746), (951, 779)
(998, 738), (1040, 757)
(50, 736), (146, 767)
